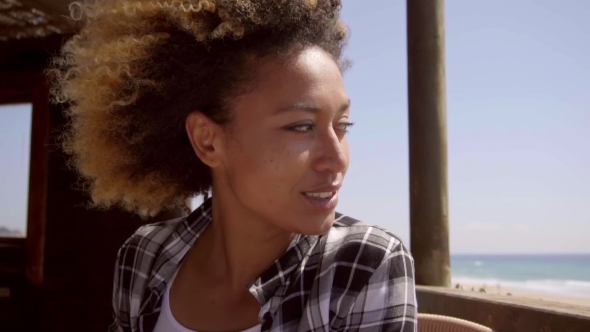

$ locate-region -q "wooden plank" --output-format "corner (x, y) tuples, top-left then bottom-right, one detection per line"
(0, 0), (76, 41)
(0, 24), (64, 39)
(25, 71), (49, 286)
(14, 0), (75, 29)
(0, 34), (66, 71)
(0, 238), (25, 249)
(417, 286), (590, 332)
(0, 92), (29, 104)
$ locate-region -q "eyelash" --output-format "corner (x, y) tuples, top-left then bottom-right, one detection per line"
(289, 122), (355, 133)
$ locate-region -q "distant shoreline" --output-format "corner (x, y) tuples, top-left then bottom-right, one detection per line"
(454, 282), (590, 307)
(452, 253), (590, 256)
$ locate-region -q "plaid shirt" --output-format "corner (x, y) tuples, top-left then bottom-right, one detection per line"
(109, 199), (417, 332)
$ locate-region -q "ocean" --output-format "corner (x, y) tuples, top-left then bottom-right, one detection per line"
(451, 254), (590, 299)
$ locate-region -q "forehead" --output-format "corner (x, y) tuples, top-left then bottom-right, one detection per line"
(239, 46), (348, 109)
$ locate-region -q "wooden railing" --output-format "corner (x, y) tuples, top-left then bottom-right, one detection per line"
(417, 286), (590, 332)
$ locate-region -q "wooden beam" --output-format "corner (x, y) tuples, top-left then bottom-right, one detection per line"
(25, 71), (50, 286)
(0, 0), (77, 41)
(0, 25), (63, 39)
(0, 34), (67, 71)
(14, 0), (75, 29)
(407, 0), (450, 286)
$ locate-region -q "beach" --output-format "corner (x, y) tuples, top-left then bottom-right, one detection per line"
(454, 282), (590, 307)
(451, 254), (590, 308)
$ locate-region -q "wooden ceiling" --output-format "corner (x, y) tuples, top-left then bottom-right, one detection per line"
(0, 0), (76, 41)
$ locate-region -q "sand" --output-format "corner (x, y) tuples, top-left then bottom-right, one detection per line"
(454, 283), (590, 308)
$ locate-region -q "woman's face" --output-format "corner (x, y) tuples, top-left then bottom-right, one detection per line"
(210, 46), (351, 235)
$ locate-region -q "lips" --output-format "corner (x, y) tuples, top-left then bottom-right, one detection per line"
(303, 183), (341, 195)
(304, 192), (335, 199)
(302, 184), (341, 211)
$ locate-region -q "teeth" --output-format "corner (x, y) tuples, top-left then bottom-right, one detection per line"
(305, 192), (333, 199)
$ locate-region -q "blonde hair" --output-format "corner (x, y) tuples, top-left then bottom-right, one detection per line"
(49, 0), (348, 217)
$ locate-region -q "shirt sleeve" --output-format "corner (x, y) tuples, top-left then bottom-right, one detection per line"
(108, 242), (133, 332)
(338, 242), (418, 332)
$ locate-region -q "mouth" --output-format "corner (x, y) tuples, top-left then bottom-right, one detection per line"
(304, 192), (335, 199)
(302, 191), (339, 211)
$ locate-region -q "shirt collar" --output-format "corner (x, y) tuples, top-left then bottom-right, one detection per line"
(140, 199), (212, 315)
(141, 198), (320, 313)
(247, 233), (319, 304)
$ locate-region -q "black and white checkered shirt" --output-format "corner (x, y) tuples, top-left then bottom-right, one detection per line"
(109, 198), (417, 332)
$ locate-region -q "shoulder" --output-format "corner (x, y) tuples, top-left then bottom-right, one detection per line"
(110, 217), (187, 328)
(111, 217), (185, 313)
(327, 213), (412, 268)
(117, 216), (185, 263)
(318, 213), (414, 294)
(115, 217), (186, 280)
(320, 214), (417, 330)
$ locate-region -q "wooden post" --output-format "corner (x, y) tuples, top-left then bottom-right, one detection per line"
(407, 0), (450, 287)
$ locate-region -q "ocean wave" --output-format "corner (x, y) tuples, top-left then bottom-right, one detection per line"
(452, 276), (590, 299)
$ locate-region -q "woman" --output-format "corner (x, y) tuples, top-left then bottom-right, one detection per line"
(51, 0), (417, 331)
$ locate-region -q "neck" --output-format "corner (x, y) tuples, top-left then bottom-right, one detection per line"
(192, 188), (293, 291)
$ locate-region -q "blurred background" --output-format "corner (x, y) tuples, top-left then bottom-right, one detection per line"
(1, 0), (589, 331)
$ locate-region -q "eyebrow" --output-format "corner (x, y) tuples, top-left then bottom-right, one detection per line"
(277, 99), (351, 114)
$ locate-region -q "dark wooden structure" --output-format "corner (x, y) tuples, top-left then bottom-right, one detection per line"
(0, 39), (179, 331)
(0, 2), (183, 331)
(0, 0), (588, 332)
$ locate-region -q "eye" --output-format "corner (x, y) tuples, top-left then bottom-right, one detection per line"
(288, 124), (315, 133)
(336, 121), (355, 133)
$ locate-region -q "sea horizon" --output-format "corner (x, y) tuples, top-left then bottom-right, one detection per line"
(450, 253), (590, 300)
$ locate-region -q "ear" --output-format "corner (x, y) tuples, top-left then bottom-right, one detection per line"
(186, 112), (225, 168)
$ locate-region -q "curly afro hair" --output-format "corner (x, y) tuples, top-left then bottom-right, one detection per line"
(49, 0), (349, 217)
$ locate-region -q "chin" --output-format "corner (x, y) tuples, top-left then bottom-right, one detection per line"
(294, 213), (336, 236)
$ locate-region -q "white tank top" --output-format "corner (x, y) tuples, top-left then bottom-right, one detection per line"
(153, 270), (261, 332)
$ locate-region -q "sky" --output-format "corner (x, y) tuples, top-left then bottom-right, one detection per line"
(1, 0), (589, 253)
(0, 104), (31, 237)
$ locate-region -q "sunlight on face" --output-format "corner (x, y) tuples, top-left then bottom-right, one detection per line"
(221, 46), (351, 235)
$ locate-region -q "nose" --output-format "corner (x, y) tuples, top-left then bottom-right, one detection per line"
(313, 129), (349, 174)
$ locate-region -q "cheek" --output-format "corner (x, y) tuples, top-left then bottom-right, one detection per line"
(227, 138), (308, 203)
(343, 139), (351, 173)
